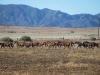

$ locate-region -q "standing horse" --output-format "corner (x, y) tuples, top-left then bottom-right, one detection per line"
(62, 41), (74, 49)
(31, 42), (39, 49)
(14, 41), (25, 48)
(46, 41), (56, 49)
(75, 41), (83, 49)
(38, 41), (46, 48)
(83, 41), (97, 49)
(0, 43), (5, 48)
(0, 42), (14, 48)
(24, 42), (32, 48)
(96, 42), (100, 48)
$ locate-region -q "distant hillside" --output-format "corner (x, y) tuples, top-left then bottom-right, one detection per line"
(0, 4), (100, 28)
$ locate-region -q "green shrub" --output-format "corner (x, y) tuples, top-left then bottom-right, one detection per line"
(19, 36), (32, 42)
(8, 31), (16, 33)
(90, 37), (96, 41)
(70, 31), (74, 33)
(0, 37), (13, 42)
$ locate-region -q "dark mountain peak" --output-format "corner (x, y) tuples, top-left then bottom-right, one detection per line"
(42, 8), (51, 11)
(0, 4), (99, 28)
(95, 13), (100, 17)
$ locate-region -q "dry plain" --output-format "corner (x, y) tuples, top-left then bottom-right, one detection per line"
(0, 26), (98, 40)
(0, 26), (100, 75)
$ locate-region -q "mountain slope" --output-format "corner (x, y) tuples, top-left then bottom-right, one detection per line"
(0, 4), (99, 28)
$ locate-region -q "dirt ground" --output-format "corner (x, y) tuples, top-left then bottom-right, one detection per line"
(0, 26), (98, 40)
(0, 47), (100, 75)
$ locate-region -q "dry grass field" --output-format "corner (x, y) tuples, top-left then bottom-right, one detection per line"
(0, 47), (100, 75)
(0, 26), (100, 75)
(0, 26), (98, 40)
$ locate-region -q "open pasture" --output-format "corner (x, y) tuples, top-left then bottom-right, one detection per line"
(0, 26), (100, 75)
(0, 46), (100, 75)
(0, 26), (98, 40)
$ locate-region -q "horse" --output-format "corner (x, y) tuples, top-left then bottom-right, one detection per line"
(62, 41), (74, 49)
(96, 42), (100, 48)
(74, 41), (83, 49)
(14, 41), (25, 48)
(46, 41), (56, 49)
(0, 42), (14, 48)
(31, 42), (39, 49)
(83, 41), (97, 49)
(24, 42), (32, 48)
(0, 43), (5, 48)
(38, 41), (46, 48)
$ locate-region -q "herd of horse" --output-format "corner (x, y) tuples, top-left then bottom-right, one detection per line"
(0, 40), (100, 49)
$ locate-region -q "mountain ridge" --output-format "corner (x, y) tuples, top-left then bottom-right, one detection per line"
(0, 4), (100, 28)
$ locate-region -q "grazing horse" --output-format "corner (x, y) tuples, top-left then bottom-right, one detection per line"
(14, 41), (25, 48)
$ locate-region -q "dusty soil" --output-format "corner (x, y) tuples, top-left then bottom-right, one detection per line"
(0, 47), (100, 75)
(0, 26), (98, 40)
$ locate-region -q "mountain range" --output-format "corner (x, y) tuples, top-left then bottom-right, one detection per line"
(0, 4), (100, 28)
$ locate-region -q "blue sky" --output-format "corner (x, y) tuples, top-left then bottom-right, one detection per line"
(0, 0), (100, 15)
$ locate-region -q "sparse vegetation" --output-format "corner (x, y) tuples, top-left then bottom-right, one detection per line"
(90, 36), (96, 41)
(0, 37), (13, 42)
(19, 36), (32, 42)
(0, 48), (100, 75)
(70, 31), (74, 33)
(8, 31), (16, 33)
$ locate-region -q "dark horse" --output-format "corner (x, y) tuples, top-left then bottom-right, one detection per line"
(0, 42), (14, 48)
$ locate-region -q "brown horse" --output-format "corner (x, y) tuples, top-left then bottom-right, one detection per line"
(0, 43), (5, 48)
(97, 42), (100, 48)
(38, 41), (46, 48)
(0, 42), (14, 48)
(24, 42), (32, 48)
(31, 42), (39, 48)
(62, 41), (74, 49)
(57, 41), (64, 48)
(46, 41), (56, 49)
(14, 41), (25, 48)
